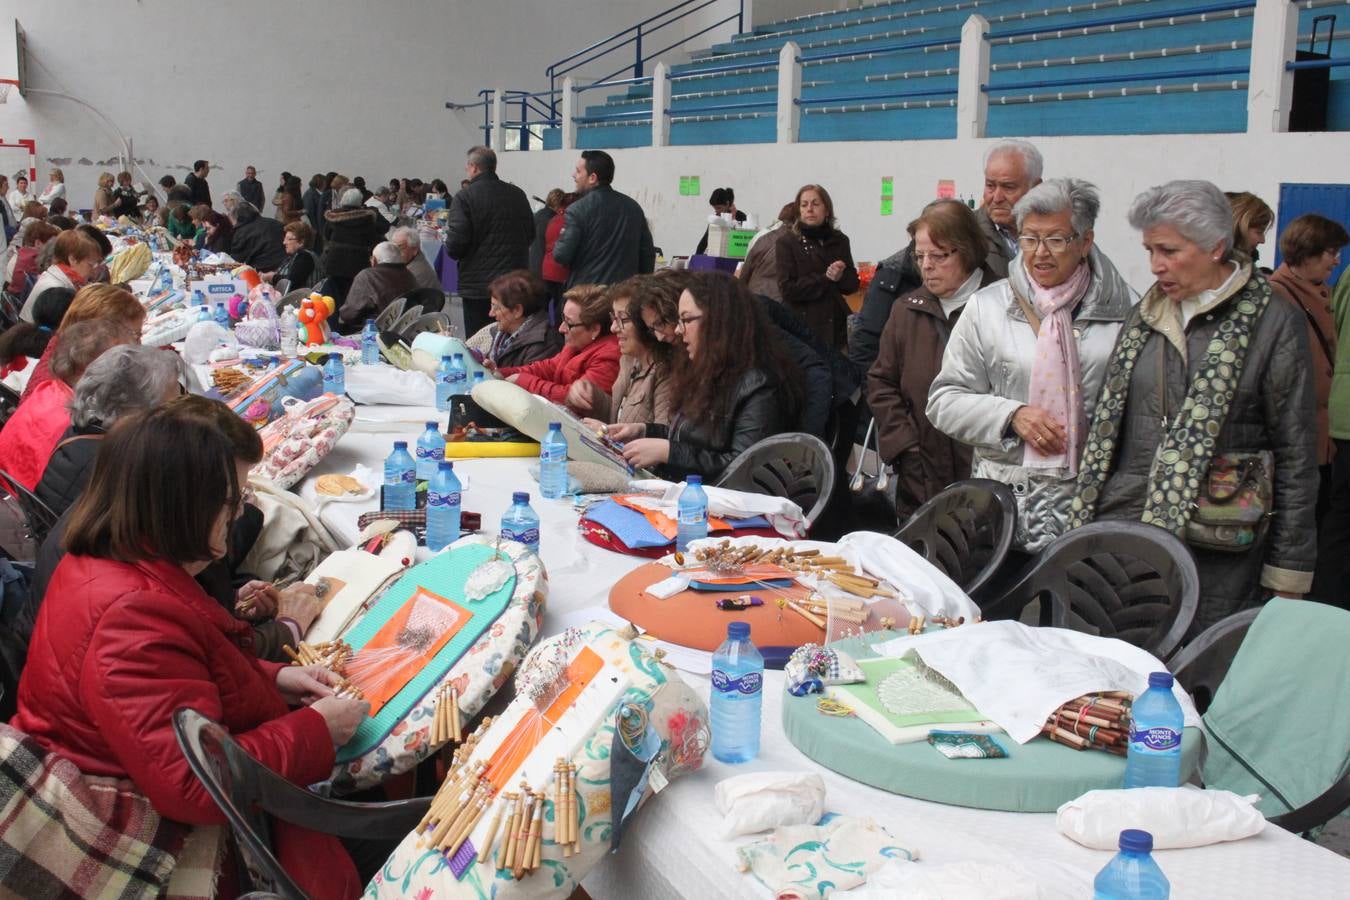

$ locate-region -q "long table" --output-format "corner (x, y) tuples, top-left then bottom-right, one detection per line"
(296, 404), (1350, 900)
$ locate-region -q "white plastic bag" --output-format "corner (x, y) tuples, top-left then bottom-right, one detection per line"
(342, 365), (435, 406)
(1056, 785), (1266, 850)
(715, 771), (825, 838)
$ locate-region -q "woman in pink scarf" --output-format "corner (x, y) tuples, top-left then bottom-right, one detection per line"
(928, 178), (1137, 552)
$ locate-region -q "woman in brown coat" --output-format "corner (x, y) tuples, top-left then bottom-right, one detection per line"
(775, 184), (858, 351)
(867, 200), (1000, 519)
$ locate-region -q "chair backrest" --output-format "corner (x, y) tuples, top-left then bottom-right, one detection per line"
(980, 521), (1199, 660)
(399, 287), (446, 314)
(893, 478), (1016, 599)
(714, 433), (836, 526)
(171, 708), (308, 899)
(390, 305), (424, 336)
(374, 297), (407, 333)
(1168, 607), (1260, 713)
(277, 288), (310, 312)
(0, 467), (59, 552)
(401, 312), (452, 343)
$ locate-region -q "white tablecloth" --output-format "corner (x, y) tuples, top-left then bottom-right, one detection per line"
(298, 405), (1350, 900)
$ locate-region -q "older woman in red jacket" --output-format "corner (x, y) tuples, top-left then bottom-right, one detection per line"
(12, 400), (370, 898)
(491, 283), (621, 411)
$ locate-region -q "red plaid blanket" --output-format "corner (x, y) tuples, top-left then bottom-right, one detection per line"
(0, 724), (222, 898)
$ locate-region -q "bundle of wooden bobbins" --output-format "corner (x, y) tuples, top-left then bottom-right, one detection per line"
(687, 542), (898, 600)
(1041, 691), (1134, 755)
(283, 640), (363, 699)
(416, 718), (495, 859)
(430, 683), (462, 746)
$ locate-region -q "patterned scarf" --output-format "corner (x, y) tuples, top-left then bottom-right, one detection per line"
(1023, 260), (1091, 474)
(1069, 272), (1272, 535)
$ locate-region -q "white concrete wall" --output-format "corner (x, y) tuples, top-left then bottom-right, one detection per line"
(498, 131), (1331, 292)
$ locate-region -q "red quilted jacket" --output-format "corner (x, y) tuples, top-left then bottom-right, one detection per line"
(12, 554), (361, 898)
(500, 333), (621, 407)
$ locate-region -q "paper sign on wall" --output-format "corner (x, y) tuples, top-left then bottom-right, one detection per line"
(937, 179), (956, 199)
(880, 197), (894, 217)
(880, 176), (894, 198)
(679, 176), (701, 196)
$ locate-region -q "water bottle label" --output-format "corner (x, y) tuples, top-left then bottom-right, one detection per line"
(428, 491), (461, 508)
(542, 447), (566, 463)
(678, 508), (706, 525)
(415, 446), (445, 461)
(501, 526), (540, 546)
(711, 669), (762, 695)
(1129, 724), (1181, 752)
(400, 470), (416, 484)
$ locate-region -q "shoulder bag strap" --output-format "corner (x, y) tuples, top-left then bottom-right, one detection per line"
(1013, 291), (1041, 336)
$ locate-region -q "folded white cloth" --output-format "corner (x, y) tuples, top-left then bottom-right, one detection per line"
(715, 771), (826, 839)
(873, 621), (1202, 743)
(836, 531), (981, 621)
(1057, 786), (1266, 850)
(629, 479), (807, 537)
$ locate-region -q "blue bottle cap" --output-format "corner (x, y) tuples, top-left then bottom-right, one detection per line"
(394, 441), (407, 450)
(727, 621), (750, 640)
(453, 352), (463, 359)
(366, 318), (375, 325)
(441, 355), (452, 362)
(687, 474), (702, 485)
(439, 461), (453, 472)
(1147, 672), (1174, 689)
(513, 491), (530, 503)
(426, 421), (438, 430)
(548, 421), (561, 429)
(330, 352), (341, 362)
(1119, 829), (1153, 853)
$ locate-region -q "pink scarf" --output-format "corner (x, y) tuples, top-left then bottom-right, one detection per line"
(1024, 260), (1091, 474)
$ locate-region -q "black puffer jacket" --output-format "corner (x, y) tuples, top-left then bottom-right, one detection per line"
(649, 368), (790, 482)
(320, 207), (388, 280)
(848, 244), (921, 382)
(34, 428), (103, 519)
(552, 185), (655, 287)
(444, 172), (535, 300)
(230, 207), (286, 272)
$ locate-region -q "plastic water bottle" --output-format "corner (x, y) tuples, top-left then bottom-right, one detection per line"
(382, 441), (416, 511)
(448, 352), (468, 393)
(435, 355), (455, 412)
(500, 491), (541, 553)
(676, 475), (709, 552)
(426, 461), (462, 551)
(415, 420), (446, 481)
(539, 422), (569, 499)
(1124, 672), (1184, 788)
(279, 309), (299, 356)
(361, 319), (380, 365)
(710, 621), (763, 763)
(192, 288), (206, 309)
(1093, 829), (1170, 899)
(322, 352), (346, 396)
(213, 301), (230, 329)
(472, 371), (486, 387)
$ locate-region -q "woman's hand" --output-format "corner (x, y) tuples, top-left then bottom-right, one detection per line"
(566, 379), (597, 413)
(1011, 406), (1067, 454)
(606, 422), (646, 442)
(622, 438), (670, 468)
(825, 260), (847, 282)
(259, 271), (275, 284)
(482, 358), (499, 375)
(276, 664), (338, 706)
(235, 581), (280, 620)
(277, 583), (323, 635)
(311, 695), (371, 745)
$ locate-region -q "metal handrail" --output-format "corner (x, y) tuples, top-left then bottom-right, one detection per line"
(670, 58), (780, 79)
(575, 110), (655, 124)
(799, 34), (956, 64)
(1286, 56), (1350, 70)
(988, 0), (1256, 41)
(799, 85), (958, 105)
(546, 0), (744, 115)
(575, 76), (653, 93)
(662, 98), (779, 115)
(984, 64), (1249, 92)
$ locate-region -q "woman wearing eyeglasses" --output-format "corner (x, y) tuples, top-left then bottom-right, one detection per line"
(573, 275), (676, 427)
(866, 200), (1002, 520)
(928, 178), (1135, 552)
(493, 282), (620, 410)
(608, 272), (802, 481)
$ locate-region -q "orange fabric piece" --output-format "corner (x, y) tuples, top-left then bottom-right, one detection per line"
(611, 494), (735, 539)
(350, 587), (467, 715)
(483, 646), (604, 791)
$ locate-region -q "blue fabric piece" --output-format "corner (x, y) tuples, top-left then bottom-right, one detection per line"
(609, 706), (662, 853)
(583, 498), (771, 550)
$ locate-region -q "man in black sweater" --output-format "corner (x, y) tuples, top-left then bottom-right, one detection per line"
(184, 159), (212, 208)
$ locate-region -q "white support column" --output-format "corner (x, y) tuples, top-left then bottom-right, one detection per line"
(1247, 0), (1298, 133)
(490, 87), (507, 151)
(561, 77), (577, 151)
(776, 41), (801, 144)
(652, 62), (671, 147)
(957, 15), (990, 140)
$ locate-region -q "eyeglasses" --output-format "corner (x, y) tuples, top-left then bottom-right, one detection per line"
(611, 312), (633, 327)
(914, 250), (955, 266)
(1017, 233), (1078, 254)
(675, 314), (703, 330)
(561, 319), (586, 331)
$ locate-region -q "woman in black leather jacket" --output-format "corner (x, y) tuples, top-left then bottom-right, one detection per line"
(607, 272), (802, 481)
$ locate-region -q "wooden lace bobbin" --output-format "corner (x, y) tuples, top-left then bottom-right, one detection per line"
(450, 687), (462, 743)
(526, 791), (545, 871)
(512, 791), (536, 879)
(476, 793), (509, 864)
(569, 762), (580, 852)
(552, 759), (565, 849)
(498, 792), (524, 871)
(445, 796), (489, 857)
(560, 764), (574, 856)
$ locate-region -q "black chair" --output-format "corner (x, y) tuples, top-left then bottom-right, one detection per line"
(714, 433), (835, 527)
(1168, 607), (1260, 713)
(374, 297), (407, 332)
(893, 478), (1016, 600)
(980, 521), (1198, 660)
(401, 312), (452, 343)
(398, 287), (446, 315)
(0, 467), (58, 553)
(171, 708), (430, 899)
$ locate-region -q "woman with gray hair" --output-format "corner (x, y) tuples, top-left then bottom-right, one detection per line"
(34, 344), (185, 517)
(928, 177), (1135, 552)
(1068, 179), (1316, 629)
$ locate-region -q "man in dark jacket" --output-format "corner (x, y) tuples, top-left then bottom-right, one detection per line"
(553, 150), (654, 289)
(338, 241), (417, 332)
(184, 159), (212, 208)
(230, 202), (286, 272)
(237, 165), (265, 210)
(444, 146), (535, 337)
